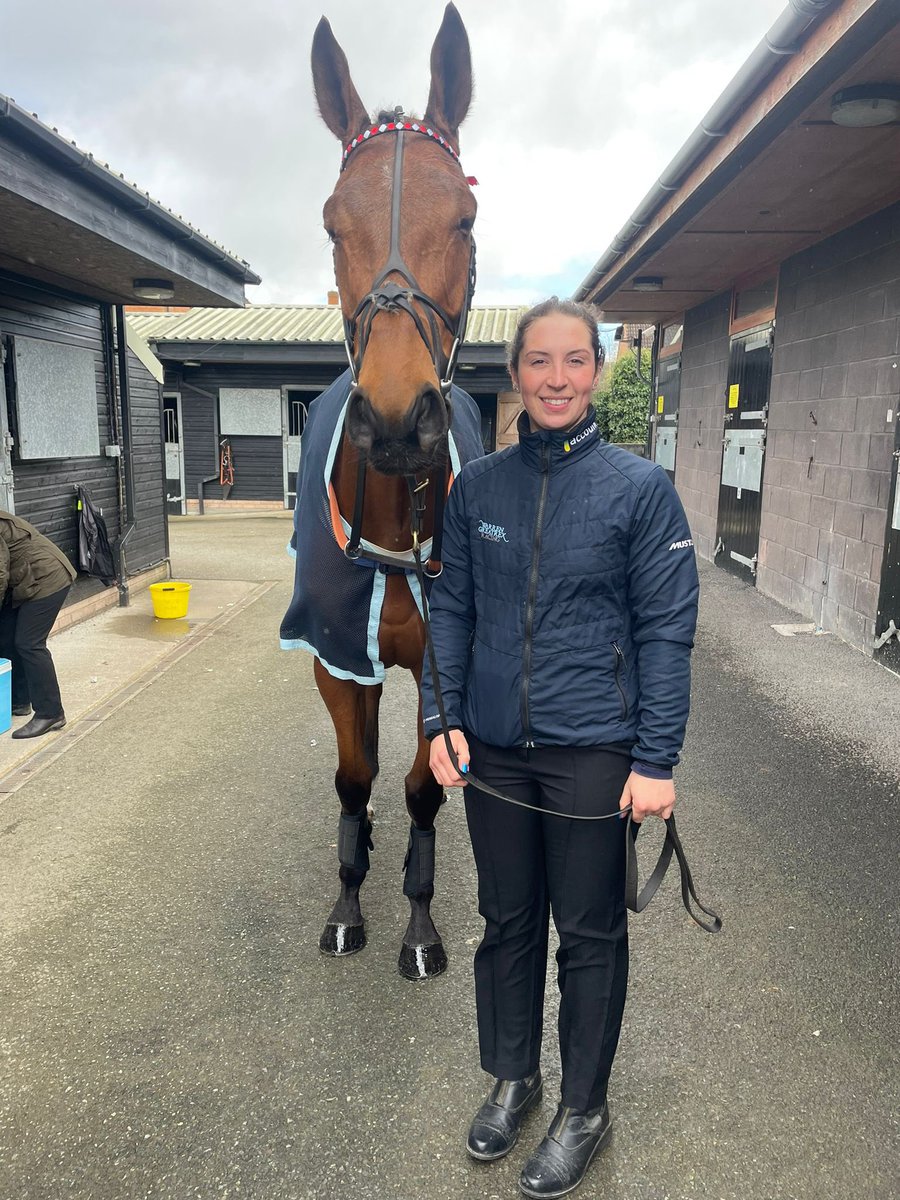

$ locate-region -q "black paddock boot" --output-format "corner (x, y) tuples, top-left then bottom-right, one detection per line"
(466, 1070), (543, 1162)
(518, 1103), (611, 1198)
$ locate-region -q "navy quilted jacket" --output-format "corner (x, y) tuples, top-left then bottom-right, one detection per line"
(420, 410), (699, 776)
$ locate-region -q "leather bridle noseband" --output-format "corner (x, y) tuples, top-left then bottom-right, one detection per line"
(338, 117), (477, 400)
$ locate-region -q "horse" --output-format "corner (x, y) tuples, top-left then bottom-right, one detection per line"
(284, 4), (478, 979)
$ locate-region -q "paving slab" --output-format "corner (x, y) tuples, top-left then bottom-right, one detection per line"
(0, 578), (275, 788)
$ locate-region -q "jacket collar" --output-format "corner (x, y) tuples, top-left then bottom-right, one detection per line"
(516, 408), (601, 472)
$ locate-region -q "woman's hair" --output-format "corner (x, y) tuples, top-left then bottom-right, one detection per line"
(507, 297), (603, 372)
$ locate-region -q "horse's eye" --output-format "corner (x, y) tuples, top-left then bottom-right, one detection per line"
(458, 217), (474, 236)
(325, 227), (339, 243)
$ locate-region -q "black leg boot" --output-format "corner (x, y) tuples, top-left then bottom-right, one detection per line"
(518, 1103), (611, 1198)
(466, 1070), (543, 1161)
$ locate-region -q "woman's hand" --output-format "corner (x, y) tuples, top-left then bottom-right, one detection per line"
(619, 770), (675, 823)
(429, 729), (471, 788)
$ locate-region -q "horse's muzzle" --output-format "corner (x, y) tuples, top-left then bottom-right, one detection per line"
(346, 385), (449, 474)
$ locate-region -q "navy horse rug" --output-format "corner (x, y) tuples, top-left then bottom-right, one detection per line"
(279, 368), (484, 684)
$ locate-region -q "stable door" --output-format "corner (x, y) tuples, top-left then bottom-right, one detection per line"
(714, 325), (773, 584)
(653, 353), (681, 482)
(163, 393), (185, 515)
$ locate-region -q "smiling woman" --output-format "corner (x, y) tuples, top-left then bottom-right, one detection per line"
(506, 298), (603, 432)
(422, 295), (700, 1197)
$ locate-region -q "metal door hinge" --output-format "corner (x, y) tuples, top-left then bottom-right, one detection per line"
(3, 432), (13, 454)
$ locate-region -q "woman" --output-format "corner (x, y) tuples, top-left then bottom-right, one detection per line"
(422, 298), (699, 1198)
(0, 511), (76, 739)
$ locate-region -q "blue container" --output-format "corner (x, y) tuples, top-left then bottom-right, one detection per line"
(0, 659), (10, 735)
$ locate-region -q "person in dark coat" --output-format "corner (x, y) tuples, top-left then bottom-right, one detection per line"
(422, 298), (700, 1198)
(0, 512), (76, 738)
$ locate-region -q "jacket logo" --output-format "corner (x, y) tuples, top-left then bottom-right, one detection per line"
(478, 519), (509, 543)
(668, 538), (694, 551)
(563, 421), (597, 453)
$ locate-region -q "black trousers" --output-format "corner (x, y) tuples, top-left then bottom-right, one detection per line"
(464, 737), (631, 1112)
(0, 586), (70, 718)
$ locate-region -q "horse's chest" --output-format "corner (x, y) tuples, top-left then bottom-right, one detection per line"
(378, 575), (424, 671)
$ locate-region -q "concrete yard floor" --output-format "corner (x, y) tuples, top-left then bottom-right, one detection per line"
(0, 513), (897, 1200)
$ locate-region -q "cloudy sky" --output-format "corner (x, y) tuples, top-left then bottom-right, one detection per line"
(3, 0), (787, 307)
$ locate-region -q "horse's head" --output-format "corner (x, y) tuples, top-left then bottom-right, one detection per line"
(312, 4), (475, 476)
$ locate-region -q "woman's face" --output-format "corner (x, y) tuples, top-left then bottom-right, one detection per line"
(512, 314), (599, 432)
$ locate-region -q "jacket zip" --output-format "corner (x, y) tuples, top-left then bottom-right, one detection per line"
(613, 642), (629, 719)
(521, 443), (551, 747)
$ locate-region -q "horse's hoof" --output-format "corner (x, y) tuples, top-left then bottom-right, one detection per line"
(320, 922), (366, 956)
(398, 941), (448, 980)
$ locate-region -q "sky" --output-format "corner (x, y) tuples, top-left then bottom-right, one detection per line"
(2, 0), (789, 308)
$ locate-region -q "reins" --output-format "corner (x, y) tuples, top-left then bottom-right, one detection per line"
(410, 524), (721, 935)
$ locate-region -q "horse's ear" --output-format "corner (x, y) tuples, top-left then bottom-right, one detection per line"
(311, 16), (369, 144)
(424, 3), (472, 146)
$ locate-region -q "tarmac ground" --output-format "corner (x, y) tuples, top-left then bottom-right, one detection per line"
(0, 512), (897, 1200)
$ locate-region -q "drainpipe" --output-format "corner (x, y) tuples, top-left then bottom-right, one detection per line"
(573, 0), (839, 302)
(114, 304), (137, 605)
(642, 325), (661, 461)
(102, 305), (129, 605)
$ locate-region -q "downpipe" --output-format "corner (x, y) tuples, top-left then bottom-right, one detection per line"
(113, 305), (137, 605)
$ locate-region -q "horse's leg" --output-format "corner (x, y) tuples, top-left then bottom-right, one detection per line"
(398, 661), (448, 980)
(314, 658), (382, 956)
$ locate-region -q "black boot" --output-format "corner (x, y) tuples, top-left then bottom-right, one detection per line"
(11, 715), (66, 740)
(466, 1070), (543, 1161)
(518, 1103), (611, 1198)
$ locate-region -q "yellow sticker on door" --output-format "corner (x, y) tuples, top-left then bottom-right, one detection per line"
(657, 396), (664, 414)
(728, 384), (740, 409)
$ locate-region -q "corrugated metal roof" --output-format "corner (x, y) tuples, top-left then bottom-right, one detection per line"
(126, 304), (526, 346)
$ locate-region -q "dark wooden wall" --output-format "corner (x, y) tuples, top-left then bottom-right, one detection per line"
(0, 269), (167, 576)
(162, 363), (347, 503)
(123, 347), (167, 573)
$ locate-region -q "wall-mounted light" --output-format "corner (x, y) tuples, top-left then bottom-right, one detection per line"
(831, 84), (900, 128)
(632, 276), (663, 292)
(133, 278), (176, 300)
(182, 360), (202, 368)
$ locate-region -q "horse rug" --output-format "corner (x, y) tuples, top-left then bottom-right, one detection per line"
(279, 368), (484, 684)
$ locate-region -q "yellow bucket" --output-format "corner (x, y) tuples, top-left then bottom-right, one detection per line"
(149, 581), (192, 619)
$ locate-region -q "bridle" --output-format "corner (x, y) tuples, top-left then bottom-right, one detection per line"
(335, 116), (477, 573)
(338, 116), (477, 400)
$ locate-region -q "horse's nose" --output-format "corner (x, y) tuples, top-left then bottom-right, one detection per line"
(346, 385), (448, 458)
(408, 385), (448, 454)
(346, 386), (378, 453)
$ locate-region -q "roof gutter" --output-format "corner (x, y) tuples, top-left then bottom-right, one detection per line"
(0, 93), (261, 287)
(573, 0), (839, 302)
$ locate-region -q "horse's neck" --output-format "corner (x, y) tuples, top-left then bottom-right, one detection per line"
(333, 436), (436, 551)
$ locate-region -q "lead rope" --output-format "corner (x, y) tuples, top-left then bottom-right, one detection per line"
(411, 536), (721, 933)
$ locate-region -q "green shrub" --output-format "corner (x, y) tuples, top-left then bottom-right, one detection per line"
(593, 349), (651, 444)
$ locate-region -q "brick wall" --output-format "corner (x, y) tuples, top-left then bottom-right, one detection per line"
(759, 203), (900, 651)
(673, 292), (731, 560)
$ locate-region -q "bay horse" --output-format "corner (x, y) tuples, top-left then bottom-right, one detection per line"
(298, 4), (477, 978)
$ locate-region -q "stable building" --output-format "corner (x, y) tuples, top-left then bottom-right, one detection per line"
(575, 0), (900, 671)
(125, 304), (524, 513)
(0, 94), (258, 615)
